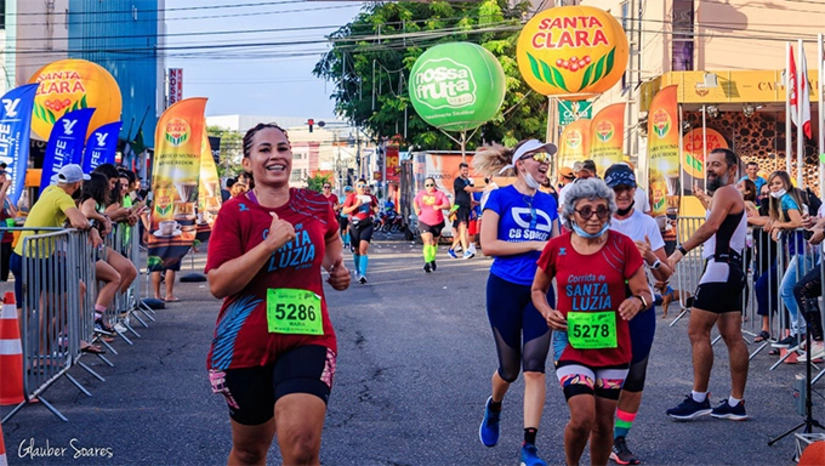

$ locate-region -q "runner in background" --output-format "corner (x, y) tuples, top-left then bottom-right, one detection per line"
(604, 164), (672, 465)
(414, 177), (450, 273)
(473, 140), (559, 466)
(449, 163), (483, 259)
(667, 148), (749, 421)
(470, 189), (483, 253)
(343, 179), (380, 284)
(532, 178), (651, 466)
(321, 181), (340, 220)
(340, 186), (353, 249)
(205, 123), (350, 465)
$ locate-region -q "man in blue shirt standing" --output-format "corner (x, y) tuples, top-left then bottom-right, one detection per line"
(739, 161), (766, 198)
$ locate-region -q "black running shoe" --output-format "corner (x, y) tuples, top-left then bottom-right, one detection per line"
(666, 394), (712, 420)
(772, 334), (798, 349)
(359, 275), (367, 284)
(94, 318), (115, 336)
(430, 260), (437, 271)
(711, 399), (748, 421)
(424, 262), (432, 273)
(610, 436), (640, 465)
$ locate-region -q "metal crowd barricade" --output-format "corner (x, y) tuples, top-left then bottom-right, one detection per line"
(670, 216), (705, 327)
(1, 228), (101, 423)
(768, 229), (820, 370)
(98, 221), (153, 351)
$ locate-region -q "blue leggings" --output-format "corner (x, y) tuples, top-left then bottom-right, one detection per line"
(486, 273), (555, 382)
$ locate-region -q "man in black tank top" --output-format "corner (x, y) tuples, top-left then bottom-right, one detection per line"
(665, 148), (750, 422)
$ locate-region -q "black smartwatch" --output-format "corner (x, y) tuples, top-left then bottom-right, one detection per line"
(677, 245), (688, 256)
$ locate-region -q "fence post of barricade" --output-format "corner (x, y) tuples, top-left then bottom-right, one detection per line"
(125, 222), (155, 325)
(771, 230), (802, 368)
(0, 292), (24, 407)
(71, 229), (111, 376)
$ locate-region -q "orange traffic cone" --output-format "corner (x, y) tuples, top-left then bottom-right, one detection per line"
(0, 291), (24, 405)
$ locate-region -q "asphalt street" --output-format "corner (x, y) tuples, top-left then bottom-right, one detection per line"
(0, 239), (814, 465)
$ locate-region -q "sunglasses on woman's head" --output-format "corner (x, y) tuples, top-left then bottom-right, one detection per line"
(575, 206), (610, 220)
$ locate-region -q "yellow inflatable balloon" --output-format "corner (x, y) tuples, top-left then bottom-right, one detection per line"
(516, 6), (629, 99)
(28, 59), (122, 140)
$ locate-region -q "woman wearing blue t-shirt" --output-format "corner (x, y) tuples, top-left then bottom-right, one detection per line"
(473, 139), (559, 466)
(764, 171), (812, 351)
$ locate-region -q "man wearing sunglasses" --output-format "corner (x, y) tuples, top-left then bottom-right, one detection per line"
(449, 163), (484, 259)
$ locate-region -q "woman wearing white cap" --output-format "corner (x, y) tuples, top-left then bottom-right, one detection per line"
(473, 139), (559, 466)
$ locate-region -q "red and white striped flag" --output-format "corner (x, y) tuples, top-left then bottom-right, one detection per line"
(790, 45), (812, 139)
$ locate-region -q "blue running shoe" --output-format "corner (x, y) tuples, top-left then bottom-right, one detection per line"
(448, 248), (458, 259)
(666, 394), (712, 420)
(478, 397), (500, 447)
(711, 399), (748, 421)
(519, 443), (547, 466)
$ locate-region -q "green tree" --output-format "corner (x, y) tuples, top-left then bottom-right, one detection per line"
(313, 0), (546, 150)
(306, 173), (332, 193)
(207, 125), (244, 177)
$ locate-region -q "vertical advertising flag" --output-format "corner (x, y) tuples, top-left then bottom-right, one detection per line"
(0, 84), (37, 206)
(39, 107), (95, 194)
(558, 119), (591, 169)
(196, 131), (222, 243)
(147, 98), (207, 272)
(589, 103), (625, 175)
(82, 121), (122, 173)
(647, 85), (680, 219)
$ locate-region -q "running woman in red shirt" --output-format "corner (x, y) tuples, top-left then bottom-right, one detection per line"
(414, 177), (451, 273)
(205, 123), (351, 466)
(342, 179), (380, 284)
(531, 178), (652, 466)
(321, 181), (339, 213)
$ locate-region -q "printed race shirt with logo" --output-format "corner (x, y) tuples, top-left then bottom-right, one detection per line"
(204, 188), (338, 370)
(536, 230), (644, 367)
(484, 184), (558, 285)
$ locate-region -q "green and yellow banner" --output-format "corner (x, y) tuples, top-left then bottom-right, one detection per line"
(589, 103), (625, 176)
(647, 85), (679, 218)
(559, 118), (591, 170)
(197, 131), (222, 242)
(147, 97), (207, 272)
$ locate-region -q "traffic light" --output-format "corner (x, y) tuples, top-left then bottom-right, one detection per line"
(308, 118), (314, 133)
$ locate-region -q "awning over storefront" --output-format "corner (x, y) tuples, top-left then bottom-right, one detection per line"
(640, 70), (821, 112)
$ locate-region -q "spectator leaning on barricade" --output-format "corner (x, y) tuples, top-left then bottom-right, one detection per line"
(748, 183), (778, 342)
(92, 164), (139, 307)
(756, 171), (809, 352)
(9, 164), (105, 353)
(0, 166), (17, 281)
(793, 206), (825, 362)
(78, 173), (124, 342)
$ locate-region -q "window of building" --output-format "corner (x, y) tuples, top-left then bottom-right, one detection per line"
(672, 0), (695, 71)
(132, 5), (138, 21)
(620, 1), (628, 31)
(0, 3), (6, 30)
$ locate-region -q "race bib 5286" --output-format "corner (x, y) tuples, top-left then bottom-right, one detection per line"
(266, 288), (323, 335)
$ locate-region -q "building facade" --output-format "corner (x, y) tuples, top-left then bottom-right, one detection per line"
(67, 0), (165, 148)
(5, 0), (70, 93)
(206, 114), (368, 191)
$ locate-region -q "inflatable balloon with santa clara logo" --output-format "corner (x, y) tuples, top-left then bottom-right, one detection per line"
(27, 59), (122, 140)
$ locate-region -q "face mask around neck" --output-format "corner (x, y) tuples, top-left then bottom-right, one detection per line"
(770, 188), (787, 199)
(571, 222), (610, 239)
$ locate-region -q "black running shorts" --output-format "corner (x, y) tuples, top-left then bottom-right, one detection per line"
(418, 220), (445, 237)
(209, 345), (336, 426)
(692, 260), (745, 314)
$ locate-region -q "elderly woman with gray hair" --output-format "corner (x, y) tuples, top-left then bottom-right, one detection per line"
(531, 178), (652, 466)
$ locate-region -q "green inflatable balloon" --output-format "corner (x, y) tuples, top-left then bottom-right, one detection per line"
(409, 42), (506, 132)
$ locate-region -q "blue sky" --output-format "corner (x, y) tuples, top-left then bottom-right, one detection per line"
(165, 1), (365, 120)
